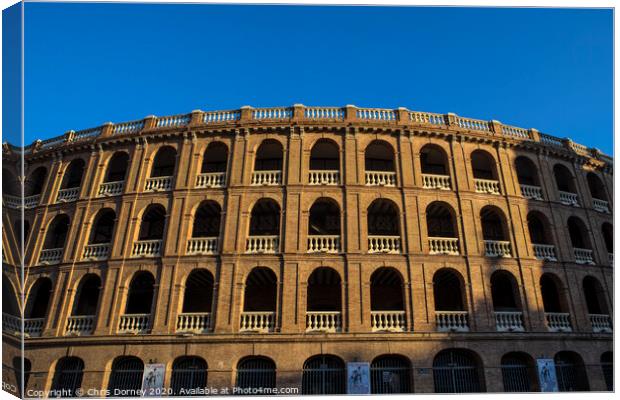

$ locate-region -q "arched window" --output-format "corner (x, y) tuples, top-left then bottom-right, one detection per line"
(44, 215), (70, 249)
(182, 269), (214, 314)
(365, 140), (394, 172)
(2, 275), (20, 317)
(527, 212), (556, 261)
(302, 355), (346, 395)
(601, 352), (613, 391)
(567, 217), (594, 264)
(307, 267), (342, 333)
(25, 277), (52, 320)
(421, 144), (449, 175)
(105, 152), (130, 183)
(249, 199), (280, 236)
(125, 272), (155, 314)
(25, 167), (47, 197)
(583, 277), (610, 332)
(602, 223), (613, 255)
(540, 273), (571, 332)
(471, 150), (497, 180)
(192, 201), (221, 238)
(14, 219), (31, 246)
(433, 349), (484, 393)
(307, 198), (341, 253)
(514, 156), (539, 186)
(433, 268), (468, 332)
(554, 351), (589, 391)
(370, 268), (404, 311)
(72, 274), (101, 316)
(587, 172), (608, 202)
(241, 268), (277, 333)
(61, 159), (85, 189)
(236, 357), (276, 391)
(254, 140), (283, 171)
(2, 169), (19, 197)
(491, 271), (524, 332)
(370, 355), (412, 394)
(107, 356), (144, 396)
(201, 142), (228, 173)
(151, 146), (177, 177)
(480, 206), (511, 257)
(50, 357), (84, 396)
(501, 352), (537, 392)
(138, 205), (166, 241)
(90, 209), (116, 244)
(310, 139), (339, 171)
(426, 202), (459, 255)
(367, 199), (401, 253)
(554, 164), (578, 206)
(171, 356), (208, 396)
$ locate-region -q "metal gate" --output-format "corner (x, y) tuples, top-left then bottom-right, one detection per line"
(501, 358), (532, 392)
(171, 357), (207, 396)
(433, 350), (482, 393)
(236, 357), (276, 390)
(370, 356), (412, 394)
(50, 357), (84, 397)
(107, 357), (144, 397)
(555, 359), (588, 391)
(302, 355), (345, 394)
(601, 352), (613, 391)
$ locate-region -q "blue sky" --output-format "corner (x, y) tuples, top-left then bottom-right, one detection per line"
(9, 4), (615, 153)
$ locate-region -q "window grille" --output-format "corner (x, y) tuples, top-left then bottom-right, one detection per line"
(107, 357), (144, 397)
(236, 357), (276, 391)
(302, 355), (345, 395)
(370, 356), (411, 394)
(433, 350), (482, 393)
(171, 357), (207, 396)
(501, 357), (532, 392)
(51, 357), (84, 397)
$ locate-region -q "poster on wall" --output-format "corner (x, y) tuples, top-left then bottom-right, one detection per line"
(347, 362), (370, 394)
(141, 363), (166, 396)
(536, 358), (559, 392)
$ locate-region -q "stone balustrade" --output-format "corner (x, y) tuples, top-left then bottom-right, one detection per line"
(520, 184), (543, 200)
(453, 116), (491, 132)
(2, 313), (20, 334)
(118, 314), (150, 334)
(422, 174), (451, 190)
(368, 235), (401, 254)
(251, 170), (281, 186)
(240, 311), (275, 333)
(484, 240), (512, 257)
(131, 240), (163, 257)
(145, 176), (173, 191)
(357, 108), (396, 121)
(304, 107), (344, 120)
(82, 243), (111, 260)
(574, 248), (595, 264)
(246, 236), (279, 254)
(39, 248), (63, 265)
(494, 311), (525, 332)
(559, 190), (579, 206)
(186, 237), (218, 255)
(252, 107), (292, 120)
(3, 195), (21, 209)
(98, 181), (124, 196)
(176, 312), (211, 334)
(24, 318), (45, 337)
(370, 311), (406, 332)
(307, 235), (340, 253)
(57, 187), (79, 202)
(409, 111), (446, 125)
(365, 171), (397, 186)
(195, 172), (226, 188)
(533, 244), (557, 261)
(65, 315), (95, 335)
(113, 120), (144, 135)
(545, 312), (572, 332)
(474, 178), (500, 194)
(428, 237), (460, 255)
(435, 311), (469, 332)
(203, 110), (240, 123)
(589, 314), (612, 333)
(156, 114), (191, 128)
(592, 198), (610, 213)
(306, 311), (342, 333)
(24, 194), (41, 208)
(308, 170), (340, 185)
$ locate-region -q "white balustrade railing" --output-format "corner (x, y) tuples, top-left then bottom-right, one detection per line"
(156, 114), (191, 128)
(72, 127), (102, 142)
(57, 187), (80, 202)
(306, 311), (342, 333)
(589, 314), (612, 333)
(533, 244), (557, 261)
(545, 312), (572, 332)
(474, 178), (500, 194)
(186, 237), (218, 255)
(131, 240), (163, 257)
(246, 236), (279, 254)
(520, 184), (543, 200)
(251, 170), (281, 186)
(436, 311), (469, 332)
(495, 311), (525, 332)
(196, 172), (226, 188)
(24, 318), (45, 337)
(307, 235), (340, 253)
(409, 111), (446, 125)
(558, 191), (579, 206)
(573, 248), (594, 264)
(98, 181), (124, 196)
(540, 134), (563, 147)
(118, 314), (150, 334)
(65, 315), (95, 335)
(2, 313), (21, 334)
(592, 198), (610, 213)
(252, 107), (292, 120)
(365, 171), (397, 186)
(39, 248), (63, 264)
(422, 174), (451, 190)
(368, 236), (401, 254)
(203, 110), (240, 123)
(428, 237), (460, 255)
(40, 135), (66, 149)
(145, 176), (173, 191)
(453, 116), (491, 132)
(3, 195), (21, 209)
(24, 195), (41, 208)
(371, 311), (406, 332)
(484, 240), (512, 257)
(502, 125), (531, 140)
(308, 170), (340, 185)
(357, 108), (396, 121)
(83, 243), (111, 260)
(112, 120), (145, 135)
(176, 312), (211, 333)
(304, 107), (345, 120)
(240, 311), (275, 333)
